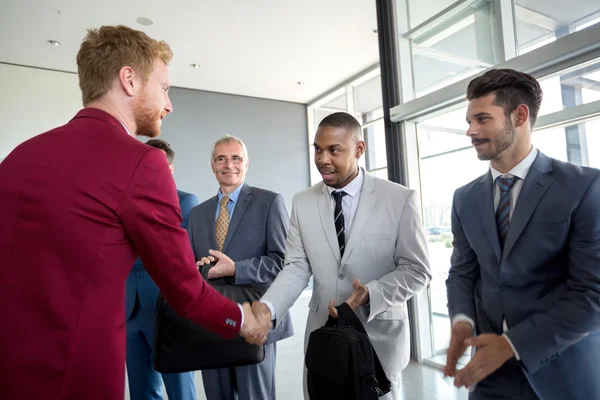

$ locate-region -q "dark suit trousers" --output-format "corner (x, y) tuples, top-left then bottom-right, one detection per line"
(469, 358), (540, 400)
(202, 342), (277, 400)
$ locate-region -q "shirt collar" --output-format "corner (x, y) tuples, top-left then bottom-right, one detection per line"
(490, 147), (538, 182)
(218, 182), (244, 204)
(119, 121), (132, 136)
(326, 168), (363, 198)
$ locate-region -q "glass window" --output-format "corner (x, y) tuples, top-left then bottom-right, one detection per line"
(538, 59), (600, 117)
(416, 108), (489, 358)
(533, 117), (600, 168)
(411, 0), (496, 97)
(364, 119), (387, 171)
(407, 0), (462, 29)
(371, 168), (388, 180)
(354, 74), (383, 123)
(516, 0), (600, 55)
(313, 92), (347, 132)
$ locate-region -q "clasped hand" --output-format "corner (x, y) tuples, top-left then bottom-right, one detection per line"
(328, 279), (369, 318)
(239, 302), (273, 346)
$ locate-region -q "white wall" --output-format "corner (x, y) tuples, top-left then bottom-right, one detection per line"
(0, 63), (83, 160)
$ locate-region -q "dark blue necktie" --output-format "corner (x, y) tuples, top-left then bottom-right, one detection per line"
(332, 191), (347, 257)
(496, 176), (519, 248)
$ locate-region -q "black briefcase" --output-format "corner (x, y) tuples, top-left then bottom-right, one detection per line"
(153, 264), (266, 373)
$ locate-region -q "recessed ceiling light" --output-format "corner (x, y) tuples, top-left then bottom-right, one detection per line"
(190, 64), (201, 69)
(297, 81), (306, 86)
(48, 40), (60, 46)
(136, 17), (154, 26)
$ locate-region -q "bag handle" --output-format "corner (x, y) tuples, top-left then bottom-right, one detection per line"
(327, 302), (392, 396)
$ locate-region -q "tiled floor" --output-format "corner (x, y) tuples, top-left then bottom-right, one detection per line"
(125, 291), (468, 399)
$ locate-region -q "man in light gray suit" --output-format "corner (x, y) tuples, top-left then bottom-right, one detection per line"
(445, 69), (600, 400)
(187, 135), (293, 400)
(255, 112), (431, 399)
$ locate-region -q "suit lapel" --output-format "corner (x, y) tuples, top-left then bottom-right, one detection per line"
(317, 183), (341, 263)
(341, 172), (376, 269)
(207, 196), (219, 251)
(502, 153), (554, 260)
(223, 184), (252, 253)
(476, 171), (502, 263)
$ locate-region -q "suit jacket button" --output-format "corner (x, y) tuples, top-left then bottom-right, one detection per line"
(338, 274), (344, 280)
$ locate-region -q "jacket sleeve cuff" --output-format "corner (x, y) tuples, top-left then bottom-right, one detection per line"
(503, 333), (520, 361)
(452, 313), (475, 330)
(237, 303), (244, 327)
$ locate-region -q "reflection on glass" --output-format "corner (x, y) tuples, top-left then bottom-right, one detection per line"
(516, 0), (600, 55)
(411, 1), (495, 97)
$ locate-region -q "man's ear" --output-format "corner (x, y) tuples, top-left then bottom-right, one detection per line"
(356, 140), (366, 159)
(118, 66), (137, 97)
(514, 104), (530, 128)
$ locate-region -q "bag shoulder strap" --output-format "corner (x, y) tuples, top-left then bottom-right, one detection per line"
(336, 302), (392, 396)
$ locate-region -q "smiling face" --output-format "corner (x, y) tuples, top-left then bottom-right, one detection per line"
(313, 125), (365, 189)
(211, 141), (248, 193)
(133, 59), (173, 137)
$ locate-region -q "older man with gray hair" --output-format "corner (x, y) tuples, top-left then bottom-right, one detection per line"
(186, 135), (294, 400)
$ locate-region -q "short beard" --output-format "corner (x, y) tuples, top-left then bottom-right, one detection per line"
(477, 117), (515, 161)
(133, 90), (161, 138)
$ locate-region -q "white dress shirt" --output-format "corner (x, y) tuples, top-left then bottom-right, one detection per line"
(452, 147), (538, 360)
(262, 168), (365, 320)
(327, 168), (364, 235)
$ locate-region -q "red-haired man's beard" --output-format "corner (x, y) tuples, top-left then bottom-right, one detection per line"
(133, 93), (164, 138)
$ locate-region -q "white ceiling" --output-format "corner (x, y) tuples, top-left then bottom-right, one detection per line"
(0, 0), (380, 104)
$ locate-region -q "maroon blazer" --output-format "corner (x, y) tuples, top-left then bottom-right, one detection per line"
(0, 108), (242, 399)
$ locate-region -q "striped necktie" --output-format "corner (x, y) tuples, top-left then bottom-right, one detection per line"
(332, 191), (347, 257)
(496, 176), (518, 248)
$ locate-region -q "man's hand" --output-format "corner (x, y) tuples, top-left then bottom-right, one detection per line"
(197, 249), (235, 279)
(239, 303), (269, 345)
(328, 279), (369, 318)
(453, 334), (515, 389)
(196, 255), (215, 268)
(444, 321), (473, 378)
(252, 302), (273, 332)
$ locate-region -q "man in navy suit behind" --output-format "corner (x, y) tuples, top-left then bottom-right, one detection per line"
(126, 139), (199, 400)
(445, 69), (600, 399)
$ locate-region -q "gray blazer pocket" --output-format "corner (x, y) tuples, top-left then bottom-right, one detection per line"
(374, 305), (406, 320)
(363, 233), (394, 241)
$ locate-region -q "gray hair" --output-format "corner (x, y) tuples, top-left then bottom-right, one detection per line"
(211, 134), (249, 161)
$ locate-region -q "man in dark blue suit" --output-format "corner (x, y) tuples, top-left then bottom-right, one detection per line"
(445, 69), (600, 399)
(188, 135), (293, 400)
(126, 139), (199, 400)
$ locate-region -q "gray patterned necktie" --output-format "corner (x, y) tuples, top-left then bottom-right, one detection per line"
(496, 176), (518, 248)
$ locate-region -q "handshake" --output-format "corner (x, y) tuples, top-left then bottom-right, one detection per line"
(239, 302), (273, 345)
(237, 279), (370, 345)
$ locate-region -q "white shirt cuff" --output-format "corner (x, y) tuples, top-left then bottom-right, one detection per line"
(452, 314), (475, 330)
(237, 303), (244, 327)
(503, 333), (520, 360)
(260, 299), (276, 320)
